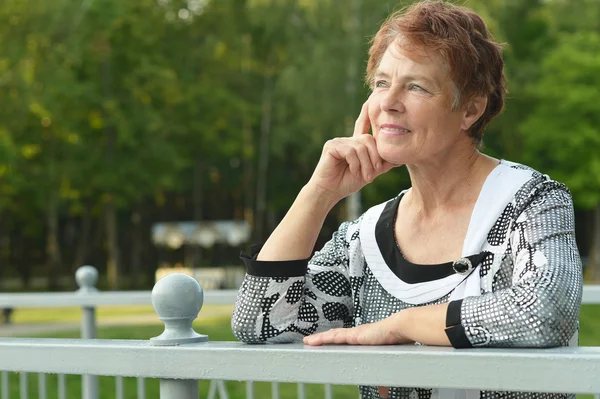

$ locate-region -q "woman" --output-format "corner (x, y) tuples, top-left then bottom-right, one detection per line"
(232, 1), (583, 398)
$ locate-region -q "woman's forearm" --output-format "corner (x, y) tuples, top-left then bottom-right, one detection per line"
(387, 303), (452, 347)
(257, 184), (340, 261)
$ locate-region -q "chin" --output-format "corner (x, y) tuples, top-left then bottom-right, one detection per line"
(377, 143), (412, 165)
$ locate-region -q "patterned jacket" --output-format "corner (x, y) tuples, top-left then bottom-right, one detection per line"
(232, 161), (583, 399)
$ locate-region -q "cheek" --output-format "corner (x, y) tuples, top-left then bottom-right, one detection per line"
(367, 97), (381, 132)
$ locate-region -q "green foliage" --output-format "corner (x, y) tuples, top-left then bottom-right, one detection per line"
(520, 31), (600, 209)
(0, 0), (596, 281)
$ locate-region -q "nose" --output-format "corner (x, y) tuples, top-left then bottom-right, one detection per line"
(380, 87), (405, 114)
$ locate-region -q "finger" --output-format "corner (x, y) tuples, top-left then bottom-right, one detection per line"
(331, 329), (351, 344)
(304, 329), (350, 346)
(378, 386), (390, 398)
(357, 135), (382, 174)
(351, 142), (375, 182)
(303, 331), (328, 346)
(330, 144), (361, 177)
(353, 101), (371, 137)
(381, 160), (400, 173)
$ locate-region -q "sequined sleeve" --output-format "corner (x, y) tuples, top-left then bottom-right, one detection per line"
(449, 182), (583, 348)
(231, 221), (356, 343)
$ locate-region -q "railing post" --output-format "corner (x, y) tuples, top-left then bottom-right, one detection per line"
(150, 273), (208, 399)
(76, 265), (99, 399)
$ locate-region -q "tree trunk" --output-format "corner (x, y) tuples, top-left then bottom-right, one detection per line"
(193, 159), (204, 268)
(243, 117), (254, 229)
(73, 201), (92, 272)
(46, 192), (62, 291)
(105, 196), (120, 290)
(102, 44), (120, 290)
(130, 209), (142, 289)
(241, 34), (255, 232)
(345, 0), (362, 222)
(0, 219), (8, 285)
(12, 234), (28, 288)
(254, 73), (274, 242)
(586, 204), (600, 282)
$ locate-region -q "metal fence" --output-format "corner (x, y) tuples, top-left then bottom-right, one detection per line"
(1, 267), (600, 399)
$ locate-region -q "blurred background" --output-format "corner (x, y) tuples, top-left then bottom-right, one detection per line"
(0, 0), (599, 292)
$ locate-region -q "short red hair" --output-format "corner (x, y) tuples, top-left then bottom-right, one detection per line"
(366, 0), (507, 146)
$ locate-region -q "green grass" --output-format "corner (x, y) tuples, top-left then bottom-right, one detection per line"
(11, 305), (159, 324)
(2, 305), (600, 399)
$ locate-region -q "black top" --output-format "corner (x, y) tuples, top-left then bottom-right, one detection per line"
(375, 193), (489, 284)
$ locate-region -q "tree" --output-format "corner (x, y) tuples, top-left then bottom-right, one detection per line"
(520, 31), (600, 279)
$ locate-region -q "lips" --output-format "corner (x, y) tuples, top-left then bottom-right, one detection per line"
(380, 123), (411, 135)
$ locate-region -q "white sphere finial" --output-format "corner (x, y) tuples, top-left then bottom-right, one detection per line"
(150, 273), (208, 346)
(76, 266), (98, 292)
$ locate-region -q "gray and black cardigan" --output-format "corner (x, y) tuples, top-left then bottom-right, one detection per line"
(232, 161), (583, 399)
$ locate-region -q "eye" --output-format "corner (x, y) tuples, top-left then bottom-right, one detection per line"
(374, 80), (388, 88)
(408, 83), (426, 92)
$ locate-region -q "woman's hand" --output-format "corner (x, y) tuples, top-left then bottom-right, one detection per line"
(302, 315), (412, 398)
(302, 315), (413, 346)
(307, 101), (397, 203)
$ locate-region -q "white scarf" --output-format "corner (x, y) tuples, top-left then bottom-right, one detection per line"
(359, 161), (535, 399)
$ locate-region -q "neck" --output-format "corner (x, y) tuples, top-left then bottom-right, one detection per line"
(405, 146), (499, 216)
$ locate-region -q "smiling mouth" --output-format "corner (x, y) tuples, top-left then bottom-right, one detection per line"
(380, 125), (411, 135)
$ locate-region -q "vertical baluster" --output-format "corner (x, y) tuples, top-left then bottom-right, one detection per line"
(207, 381), (218, 399)
(324, 384), (333, 399)
(38, 374), (47, 399)
(149, 274), (207, 399)
(217, 381), (229, 399)
(297, 383), (305, 399)
(137, 377), (146, 399)
(115, 376), (124, 399)
(20, 372), (28, 399)
(57, 375), (66, 399)
(1, 371), (9, 399)
(245, 381), (254, 399)
(271, 382), (280, 399)
(76, 266), (99, 399)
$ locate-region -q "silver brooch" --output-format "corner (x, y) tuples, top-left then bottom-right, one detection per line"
(452, 257), (473, 275)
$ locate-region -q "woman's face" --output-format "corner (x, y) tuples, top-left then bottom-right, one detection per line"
(368, 42), (471, 166)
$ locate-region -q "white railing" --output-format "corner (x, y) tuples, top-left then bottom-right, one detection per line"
(1, 267), (600, 399)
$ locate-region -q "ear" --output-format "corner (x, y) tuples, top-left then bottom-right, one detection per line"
(460, 96), (487, 131)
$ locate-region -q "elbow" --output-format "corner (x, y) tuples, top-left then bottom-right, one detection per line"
(231, 316), (265, 344)
(532, 286), (582, 348)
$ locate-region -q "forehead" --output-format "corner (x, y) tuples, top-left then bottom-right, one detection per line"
(376, 41), (449, 81)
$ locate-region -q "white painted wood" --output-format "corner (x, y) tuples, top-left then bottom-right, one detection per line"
(0, 289), (239, 308)
(297, 383), (305, 399)
(1, 371), (8, 399)
(38, 373), (46, 399)
(324, 383), (333, 399)
(137, 377), (145, 399)
(81, 307), (98, 399)
(207, 380), (218, 399)
(0, 285), (596, 308)
(57, 374), (66, 399)
(159, 379), (197, 399)
(115, 376), (124, 399)
(1, 341), (600, 394)
(19, 372), (27, 399)
(245, 381), (254, 399)
(217, 380), (228, 399)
